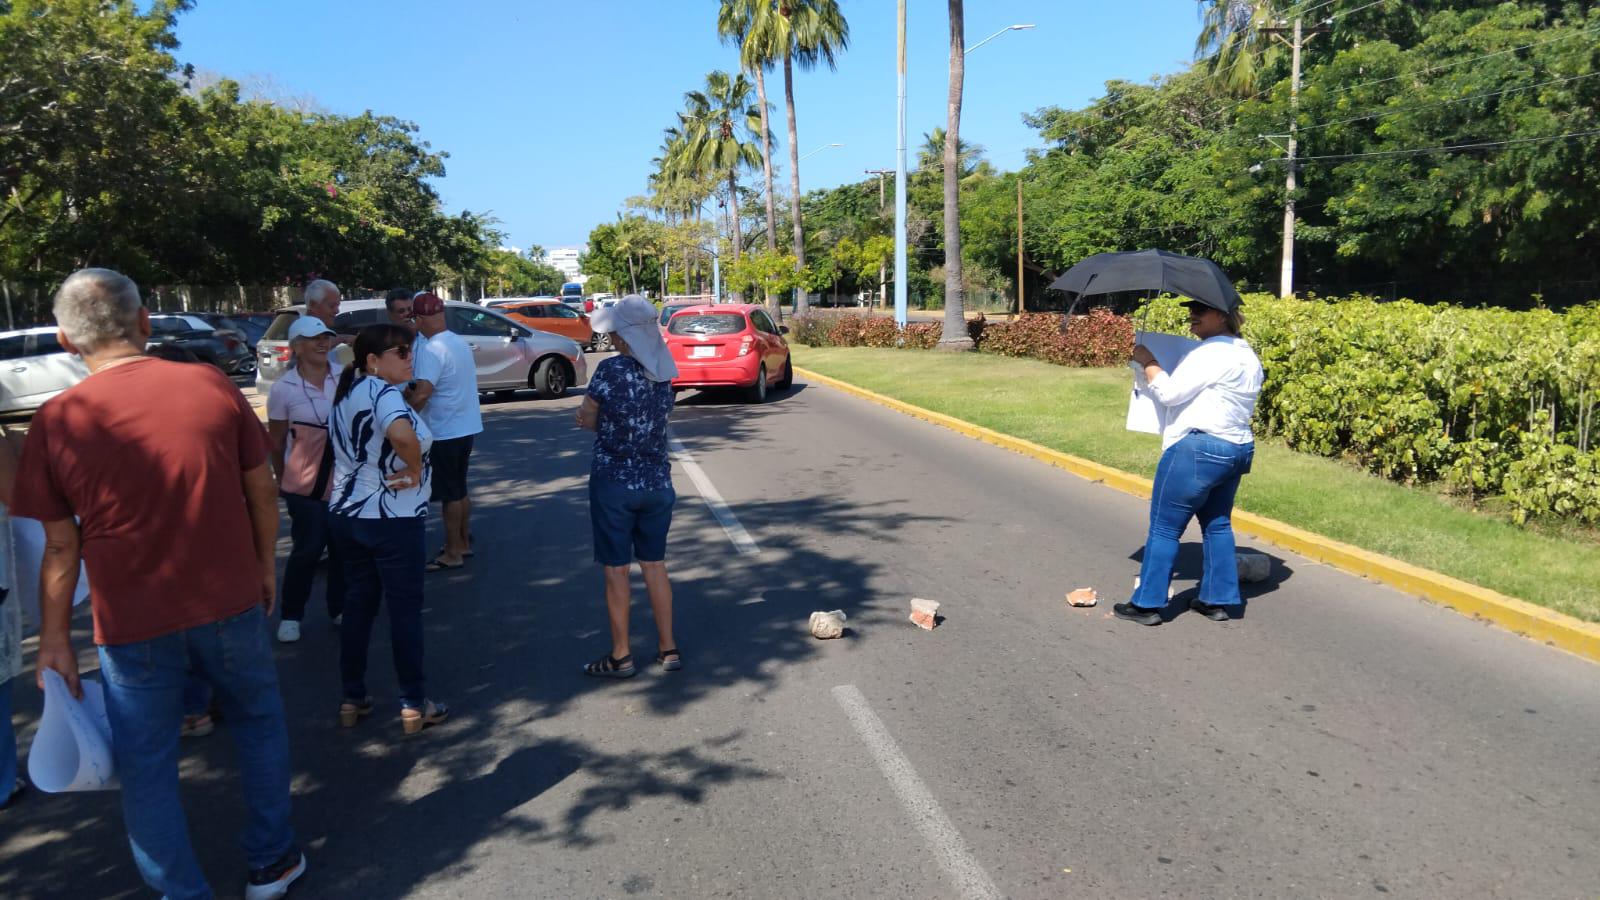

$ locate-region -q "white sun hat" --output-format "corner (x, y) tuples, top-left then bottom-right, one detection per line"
(590, 295), (679, 382)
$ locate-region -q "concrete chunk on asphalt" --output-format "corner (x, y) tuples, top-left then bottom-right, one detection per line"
(909, 598), (940, 630)
(1237, 551), (1271, 583)
(1065, 588), (1099, 608)
(809, 610), (847, 640)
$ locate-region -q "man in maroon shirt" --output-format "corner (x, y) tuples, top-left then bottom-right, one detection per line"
(13, 269), (306, 900)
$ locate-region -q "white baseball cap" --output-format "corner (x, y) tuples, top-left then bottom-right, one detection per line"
(288, 317), (338, 341)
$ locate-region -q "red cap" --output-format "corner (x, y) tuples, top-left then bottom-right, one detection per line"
(412, 292), (445, 317)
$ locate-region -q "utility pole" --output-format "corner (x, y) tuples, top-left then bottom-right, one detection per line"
(1015, 177), (1024, 320)
(1262, 16), (1327, 299)
(867, 168), (893, 309)
(894, 0), (909, 328)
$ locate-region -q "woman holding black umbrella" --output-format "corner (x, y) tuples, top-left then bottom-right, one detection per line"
(1114, 296), (1262, 626)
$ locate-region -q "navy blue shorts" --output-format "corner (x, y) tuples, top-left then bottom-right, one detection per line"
(429, 435), (474, 503)
(589, 477), (675, 566)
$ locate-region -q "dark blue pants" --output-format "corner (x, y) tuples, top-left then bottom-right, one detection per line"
(279, 492), (344, 623)
(331, 516), (427, 709)
(1132, 432), (1255, 609)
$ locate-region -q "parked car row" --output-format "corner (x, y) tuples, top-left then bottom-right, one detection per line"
(0, 299), (792, 415)
(254, 299), (588, 400)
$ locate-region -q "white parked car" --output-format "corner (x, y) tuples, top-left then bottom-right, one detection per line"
(0, 326), (89, 414)
(254, 298), (587, 399)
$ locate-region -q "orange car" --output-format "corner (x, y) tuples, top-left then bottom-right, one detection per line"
(496, 299), (601, 350)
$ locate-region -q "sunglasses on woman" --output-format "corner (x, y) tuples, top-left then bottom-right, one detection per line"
(381, 345), (412, 360)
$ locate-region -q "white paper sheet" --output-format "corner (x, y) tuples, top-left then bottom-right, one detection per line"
(1126, 331), (1202, 435)
(28, 669), (118, 793)
(9, 516), (91, 635)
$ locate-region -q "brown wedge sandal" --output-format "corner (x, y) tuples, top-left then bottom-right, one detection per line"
(400, 700), (450, 735)
(339, 696), (374, 728)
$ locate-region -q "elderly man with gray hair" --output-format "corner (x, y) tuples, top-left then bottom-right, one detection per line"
(303, 278), (354, 368)
(12, 268), (306, 899)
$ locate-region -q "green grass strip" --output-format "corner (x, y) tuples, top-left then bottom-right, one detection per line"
(795, 346), (1600, 623)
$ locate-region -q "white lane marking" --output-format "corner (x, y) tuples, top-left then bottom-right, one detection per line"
(669, 436), (760, 556)
(831, 685), (1004, 900)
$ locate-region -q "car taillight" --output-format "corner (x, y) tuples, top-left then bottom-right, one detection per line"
(737, 335), (754, 357)
(273, 347), (291, 364)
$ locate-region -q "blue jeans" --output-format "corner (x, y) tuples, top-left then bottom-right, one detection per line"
(1132, 432), (1255, 609)
(1, 676), (16, 798)
(331, 515), (427, 708)
(96, 606), (294, 900)
(280, 492), (344, 623)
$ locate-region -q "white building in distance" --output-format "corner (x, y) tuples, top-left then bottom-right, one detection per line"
(540, 247), (586, 284)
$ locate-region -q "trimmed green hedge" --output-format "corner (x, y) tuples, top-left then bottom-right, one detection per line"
(793, 296), (1600, 526)
(1144, 294), (1600, 525)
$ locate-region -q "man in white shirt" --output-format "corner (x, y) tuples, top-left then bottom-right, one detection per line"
(408, 292), (482, 570)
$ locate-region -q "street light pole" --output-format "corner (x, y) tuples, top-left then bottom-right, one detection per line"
(800, 142), (844, 162)
(963, 23), (1035, 55)
(894, 0), (909, 328)
(867, 168), (893, 309)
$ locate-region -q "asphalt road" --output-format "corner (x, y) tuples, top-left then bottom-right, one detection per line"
(2, 369), (1597, 899)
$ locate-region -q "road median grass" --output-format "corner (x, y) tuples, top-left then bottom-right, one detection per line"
(794, 346), (1600, 624)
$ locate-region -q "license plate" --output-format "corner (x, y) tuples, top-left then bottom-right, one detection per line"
(690, 345), (716, 359)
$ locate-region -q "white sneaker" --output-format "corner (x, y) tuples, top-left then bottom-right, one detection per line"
(276, 620), (301, 643)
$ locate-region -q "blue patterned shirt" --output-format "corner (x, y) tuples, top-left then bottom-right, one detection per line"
(588, 355), (673, 490)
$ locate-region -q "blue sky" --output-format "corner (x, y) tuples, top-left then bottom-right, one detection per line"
(174, 1), (1202, 252)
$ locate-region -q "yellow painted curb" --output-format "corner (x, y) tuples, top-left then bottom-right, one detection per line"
(795, 366), (1600, 664)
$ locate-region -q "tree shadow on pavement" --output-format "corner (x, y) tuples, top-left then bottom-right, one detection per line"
(0, 388), (936, 899)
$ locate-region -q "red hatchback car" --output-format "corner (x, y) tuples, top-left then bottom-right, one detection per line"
(664, 304), (792, 402)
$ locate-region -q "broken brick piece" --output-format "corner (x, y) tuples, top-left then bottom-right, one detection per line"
(910, 610), (937, 630)
(1066, 588), (1099, 608)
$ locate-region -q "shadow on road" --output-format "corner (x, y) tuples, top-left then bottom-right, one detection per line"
(0, 382), (925, 899)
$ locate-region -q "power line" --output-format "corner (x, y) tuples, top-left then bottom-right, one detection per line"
(1298, 70), (1600, 132)
(1201, 21), (1598, 125)
(1322, 23), (1600, 100)
(1290, 127), (1600, 162)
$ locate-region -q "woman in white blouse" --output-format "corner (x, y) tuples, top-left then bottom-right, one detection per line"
(1117, 298), (1263, 626)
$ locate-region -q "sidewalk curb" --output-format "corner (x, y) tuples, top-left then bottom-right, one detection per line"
(795, 366), (1600, 665)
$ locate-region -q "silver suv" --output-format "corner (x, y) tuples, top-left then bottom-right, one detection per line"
(254, 299), (587, 399)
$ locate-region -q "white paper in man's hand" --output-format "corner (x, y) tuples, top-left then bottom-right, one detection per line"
(28, 669), (118, 792)
(1126, 331), (1202, 435)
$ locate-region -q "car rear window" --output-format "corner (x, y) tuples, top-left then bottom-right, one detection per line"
(262, 311), (301, 341)
(668, 313), (746, 336)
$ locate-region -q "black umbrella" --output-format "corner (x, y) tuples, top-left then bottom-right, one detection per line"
(1048, 249), (1241, 313)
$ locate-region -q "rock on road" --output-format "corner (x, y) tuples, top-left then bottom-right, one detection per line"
(2, 372), (1596, 899)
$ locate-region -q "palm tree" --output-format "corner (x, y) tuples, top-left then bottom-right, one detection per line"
(777, 0), (849, 316)
(1195, 0), (1285, 95)
(717, 0), (782, 260)
(917, 128), (987, 179)
(681, 71), (764, 293)
(939, 0), (972, 349)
